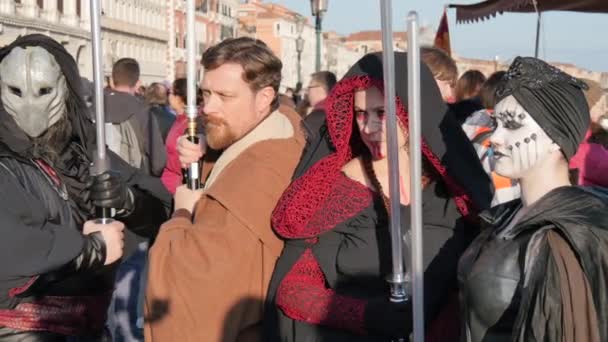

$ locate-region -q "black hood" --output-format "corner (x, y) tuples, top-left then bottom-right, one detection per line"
(340, 52), (493, 211)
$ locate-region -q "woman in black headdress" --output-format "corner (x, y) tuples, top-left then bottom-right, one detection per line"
(458, 57), (608, 342)
(263, 52), (492, 341)
(0, 34), (170, 341)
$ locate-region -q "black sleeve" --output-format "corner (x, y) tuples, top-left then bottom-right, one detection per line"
(146, 110), (167, 177)
(108, 151), (171, 240)
(0, 168), (84, 279)
(292, 109), (334, 181)
(405, 182), (478, 324)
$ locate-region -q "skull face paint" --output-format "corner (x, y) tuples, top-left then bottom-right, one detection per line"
(490, 95), (556, 179)
(354, 86), (407, 160)
(0, 46), (68, 138)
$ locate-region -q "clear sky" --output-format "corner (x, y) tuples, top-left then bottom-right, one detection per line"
(276, 0), (608, 72)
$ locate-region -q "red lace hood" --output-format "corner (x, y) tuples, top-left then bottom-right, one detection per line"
(273, 52), (480, 239)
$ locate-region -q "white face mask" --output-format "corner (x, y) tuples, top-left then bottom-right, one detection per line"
(0, 46), (68, 138)
(490, 95), (558, 179)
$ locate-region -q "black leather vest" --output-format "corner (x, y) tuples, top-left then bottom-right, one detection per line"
(458, 202), (533, 342)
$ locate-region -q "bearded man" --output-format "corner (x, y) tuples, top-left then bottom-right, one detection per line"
(0, 34), (170, 341)
(145, 37), (305, 342)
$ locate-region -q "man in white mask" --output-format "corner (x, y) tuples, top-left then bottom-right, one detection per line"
(0, 34), (170, 341)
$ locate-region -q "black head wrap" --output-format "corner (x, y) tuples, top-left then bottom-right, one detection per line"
(496, 57), (590, 160)
(0, 34), (94, 156)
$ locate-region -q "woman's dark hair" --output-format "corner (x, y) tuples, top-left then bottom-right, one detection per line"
(479, 71), (506, 109)
(172, 78), (202, 105)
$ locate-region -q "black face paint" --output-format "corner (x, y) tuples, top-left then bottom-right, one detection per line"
(496, 110), (526, 130)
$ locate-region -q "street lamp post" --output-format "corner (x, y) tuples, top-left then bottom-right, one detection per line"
(296, 37), (305, 85)
(295, 15), (305, 86)
(310, 0), (328, 72)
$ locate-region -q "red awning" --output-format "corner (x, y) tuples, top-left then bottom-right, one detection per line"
(449, 0), (608, 23)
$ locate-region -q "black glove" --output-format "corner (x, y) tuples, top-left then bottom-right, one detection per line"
(90, 171), (133, 212)
(364, 297), (413, 338)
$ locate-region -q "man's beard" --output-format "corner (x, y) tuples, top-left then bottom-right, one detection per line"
(204, 116), (237, 150)
(31, 115), (73, 162)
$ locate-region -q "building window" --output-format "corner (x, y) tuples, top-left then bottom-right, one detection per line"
(58, 0), (63, 13)
(197, 0), (208, 13)
(276, 23), (280, 33)
(221, 25), (233, 40)
(37, 0), (42, 9)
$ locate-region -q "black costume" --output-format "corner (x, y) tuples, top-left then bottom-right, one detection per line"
(458, 57), (608, 342)
(0, 35), (170, 341)
(263, 52), (491, 341)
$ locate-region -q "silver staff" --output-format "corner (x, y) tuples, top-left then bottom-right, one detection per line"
(379, 3), (407, 341)
(407, 11), (424, 342)
(185, 0), (201, 189)
(90, 0), (111, 222)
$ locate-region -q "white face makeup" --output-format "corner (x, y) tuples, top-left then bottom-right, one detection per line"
(490, 95), (557, 179)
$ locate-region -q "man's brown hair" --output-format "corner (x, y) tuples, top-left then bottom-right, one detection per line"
(421, 47), (458, 85)
(202, 37), (282, 110)
(112, 58), (140, 87)
(145, 82), (168, 105)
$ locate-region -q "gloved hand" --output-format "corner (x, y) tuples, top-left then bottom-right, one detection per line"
(364, 297), (413, 338)
(89, 171), (133, 212)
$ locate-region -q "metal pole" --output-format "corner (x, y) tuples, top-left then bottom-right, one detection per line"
(315, 14), (322, 72)
(534, 12), (541, 58)
(297, 50), (302, 85)
(90, 0), (112, 222)
(185, 0), (201, 190)
(408, 11), (424, 342)
(379, 3), (407, 342)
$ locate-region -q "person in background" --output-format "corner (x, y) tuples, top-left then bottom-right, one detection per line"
(145, 82), (176, 143)
(421, 47), (458, 103)
(293, 82), (303, 106)
(307, 71), (337, 112)
(160, 78), (201, 194)
(105, 58), (166, 176)
(570, 79), (608, 187)
(462, 71), (521, 206)
(285, 87), (295, 99)
(455, 69), (486, 103)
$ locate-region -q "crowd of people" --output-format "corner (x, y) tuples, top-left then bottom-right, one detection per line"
(0, 32), (606, 342)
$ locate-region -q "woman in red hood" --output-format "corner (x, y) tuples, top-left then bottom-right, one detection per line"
(263, 52), (492, 341)
(160, 78), (202, 194)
